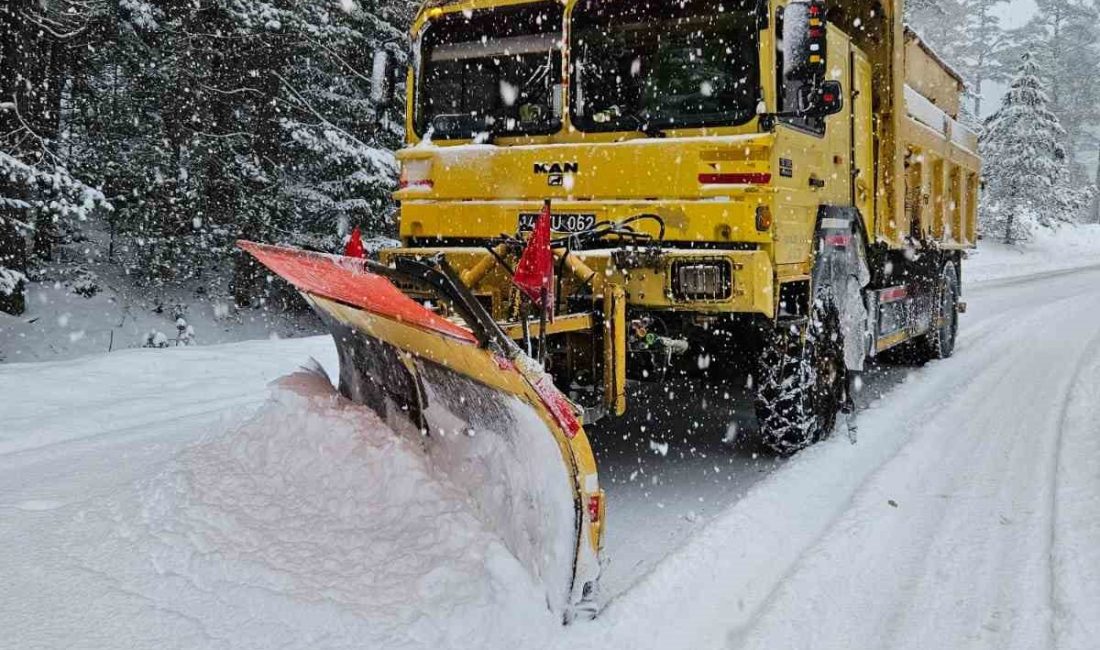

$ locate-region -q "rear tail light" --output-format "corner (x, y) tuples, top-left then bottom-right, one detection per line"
(399, 159), (433, 190)
(587, 493), (603, 524)
(698, 172), (772, 185)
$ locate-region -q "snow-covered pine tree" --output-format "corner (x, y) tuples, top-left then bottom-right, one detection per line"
(1, 0), (108, 314)
(60, 1), (415, 301)
(221, 0), (414, 305)
(1004, 0), (1100, 162)
(980, 53), (1078, 243)
(956, 0), (1009, 117)
(7, 0), (419, 311)
(278, 1), (410, 243)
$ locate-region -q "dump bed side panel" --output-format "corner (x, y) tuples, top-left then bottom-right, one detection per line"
(874, 15), (979, 250)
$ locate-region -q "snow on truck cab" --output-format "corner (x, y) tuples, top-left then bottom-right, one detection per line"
(241, 0), (979, 621)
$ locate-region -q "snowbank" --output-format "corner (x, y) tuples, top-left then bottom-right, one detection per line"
(413, 362), (583, 613)
(4, 365), (556, 649)
(967, 224), (1100, 284)
(0, 277), (322, 363)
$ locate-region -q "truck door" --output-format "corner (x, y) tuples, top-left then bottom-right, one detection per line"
(850, 48), (874, 232)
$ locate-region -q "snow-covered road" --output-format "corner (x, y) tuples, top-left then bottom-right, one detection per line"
(567, 265), (1100, 649)
(3, 264), (1099, 648)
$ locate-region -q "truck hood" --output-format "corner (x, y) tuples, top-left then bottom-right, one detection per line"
(395, 134), (776, 202)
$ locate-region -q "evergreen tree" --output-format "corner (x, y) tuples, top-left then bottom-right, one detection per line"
(1, 0), (429, 310)
(907, 0), (968, 65)
(956, 0), (1010, 117)
(1005, 0), (1100, 159)
(980, 53), (1081, 243)
(0, 0), (109, 314)
(58, 0), (414, 298)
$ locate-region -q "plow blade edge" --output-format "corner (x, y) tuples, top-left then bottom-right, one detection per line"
(238, 241), (602, 616)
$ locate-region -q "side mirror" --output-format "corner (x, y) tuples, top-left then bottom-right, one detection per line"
(799, 80), (844, 117)
(371, 50), (395, 106)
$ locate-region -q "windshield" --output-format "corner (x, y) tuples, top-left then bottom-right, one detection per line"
(571, 0), (761, 133)
(415, 2), (564, 140)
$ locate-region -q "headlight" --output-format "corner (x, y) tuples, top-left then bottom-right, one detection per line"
(672, 261), (733, 301)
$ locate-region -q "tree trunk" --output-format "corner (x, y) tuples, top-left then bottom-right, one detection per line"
(233, 29), (289, 308)
(1, 2), (72, 267)
(0, 218), (27, 315)
(1004, 208), (1016, 245)
(0, 1), (29, 313)
(1094, 146), (1100, 224)
(972, 68), (983, 118)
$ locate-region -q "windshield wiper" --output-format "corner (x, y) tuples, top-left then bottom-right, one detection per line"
(619, 113), (666, 138)
(432, 114), (507, 143)
(476, 117), (515, 144)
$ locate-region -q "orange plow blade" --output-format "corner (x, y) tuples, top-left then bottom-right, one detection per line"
(238, 241), (602, 618)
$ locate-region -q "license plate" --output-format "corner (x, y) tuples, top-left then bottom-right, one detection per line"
(518, 212), (597, 233)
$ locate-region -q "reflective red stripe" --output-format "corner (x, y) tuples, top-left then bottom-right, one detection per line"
(530, 372), (582, 438)
(880, 286), (908, 302)
(587, 494), (602, 523)
(698, 172), (772, 185)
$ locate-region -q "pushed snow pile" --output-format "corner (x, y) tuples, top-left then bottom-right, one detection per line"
(62, 365), (557, 649)
(410, 361), (582, 613)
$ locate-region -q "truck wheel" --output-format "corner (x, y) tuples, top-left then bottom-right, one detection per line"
(920, 262), (959, 360)
(753, 299), (846, 455)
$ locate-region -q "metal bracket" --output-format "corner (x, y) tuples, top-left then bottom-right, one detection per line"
(368, 256), (519, 357)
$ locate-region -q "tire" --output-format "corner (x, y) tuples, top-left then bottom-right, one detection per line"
(752, 298), (847, 455)
(919, 262), (959, 360)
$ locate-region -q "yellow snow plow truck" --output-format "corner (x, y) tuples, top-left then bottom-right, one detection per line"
(241, 0), (978, 620)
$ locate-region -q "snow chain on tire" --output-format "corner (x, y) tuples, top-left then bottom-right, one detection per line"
(920, 261), (959, 360)
(753, 298), (846, 456)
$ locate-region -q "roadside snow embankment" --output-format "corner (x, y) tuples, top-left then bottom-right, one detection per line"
(3, 365), (556, 649)
(0, 274), (321, 364)
(967, 224), (1100, 284)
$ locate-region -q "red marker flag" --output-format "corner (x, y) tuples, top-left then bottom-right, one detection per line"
(344, 226), (365, 258)
(513, 200), (555, 315)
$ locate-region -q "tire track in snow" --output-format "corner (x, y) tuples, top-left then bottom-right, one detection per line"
(567, 268), (1100, 650)
(1049, 325), (1100, 649)
(586, 268), (1100, 613)
(747, 303), (1060, 647)
(728, 289), (1100, 649)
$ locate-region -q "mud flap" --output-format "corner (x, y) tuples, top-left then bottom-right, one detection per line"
(238, 241), (602, 618)
(815, 209), (872, 439)
(815, 209), (872, 373)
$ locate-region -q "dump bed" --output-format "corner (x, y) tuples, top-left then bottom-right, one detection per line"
(891, 28), (980, 249)
(903, 27), (964, 118)
(867, 6), (980, 251)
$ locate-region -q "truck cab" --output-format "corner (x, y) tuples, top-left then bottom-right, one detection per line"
(378, 0), (980, 453)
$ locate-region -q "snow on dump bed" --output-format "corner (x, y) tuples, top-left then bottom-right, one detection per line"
(14, 365), (557, 649)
